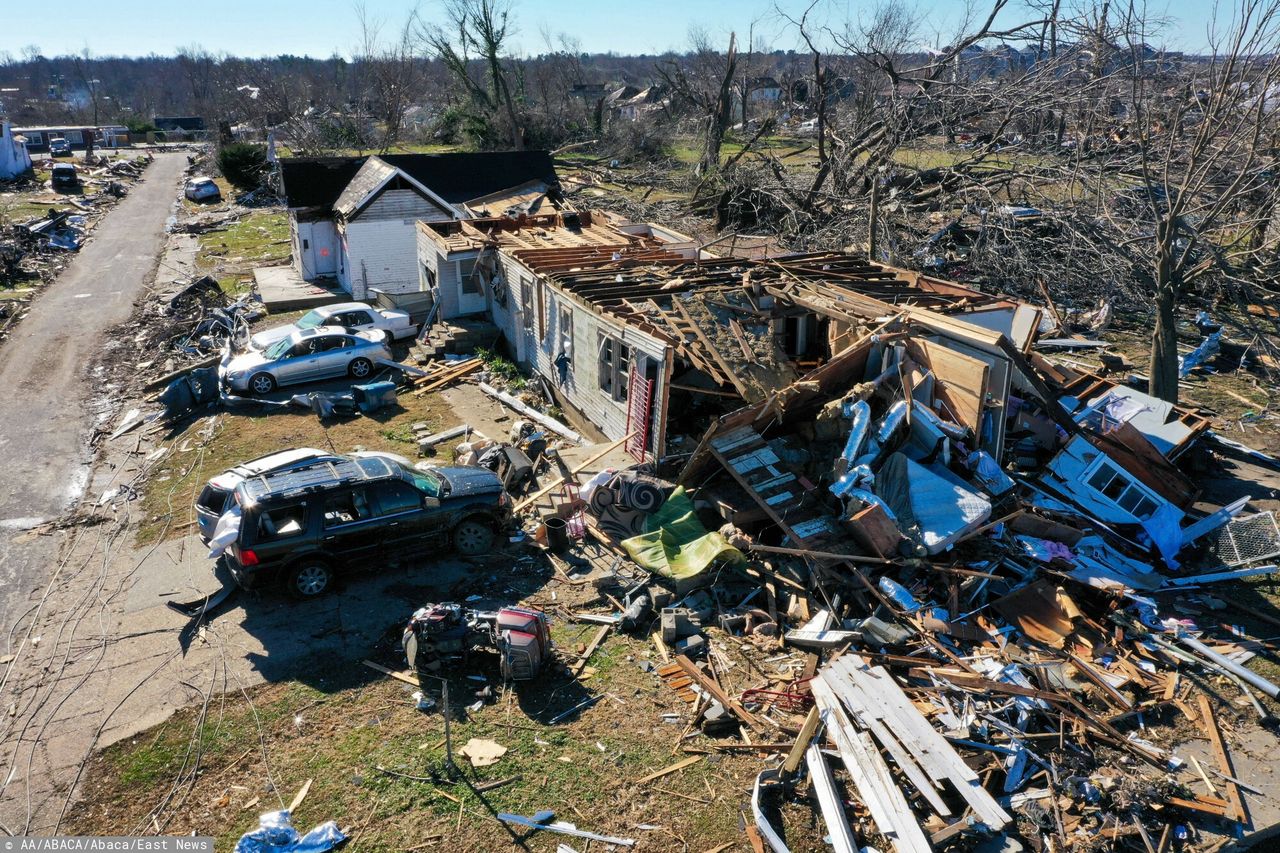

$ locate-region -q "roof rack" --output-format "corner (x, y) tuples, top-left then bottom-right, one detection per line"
(242, 456), (396, 502)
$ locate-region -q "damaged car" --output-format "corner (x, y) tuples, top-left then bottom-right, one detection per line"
(248, 302), (419, 350)
(221, 456), (510, 598)
(221, 327), (391, 395)
(194, 447), (413, 541)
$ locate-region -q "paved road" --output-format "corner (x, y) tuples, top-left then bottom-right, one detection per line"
(0, 152), (187, 638)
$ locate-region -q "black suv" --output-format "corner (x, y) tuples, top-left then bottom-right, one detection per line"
(225, 456), (511, 598)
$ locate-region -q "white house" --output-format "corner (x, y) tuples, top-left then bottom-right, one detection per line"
(277, 150), (562, 301)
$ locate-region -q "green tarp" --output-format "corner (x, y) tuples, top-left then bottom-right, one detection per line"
(621, 486), (744, 581)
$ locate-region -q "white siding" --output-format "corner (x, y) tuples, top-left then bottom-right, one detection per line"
(341, 219), (423, 299)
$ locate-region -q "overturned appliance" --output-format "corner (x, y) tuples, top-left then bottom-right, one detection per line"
(403, 602), (552, 681)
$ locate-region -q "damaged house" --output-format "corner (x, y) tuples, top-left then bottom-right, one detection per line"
(277, 150), (562, 300)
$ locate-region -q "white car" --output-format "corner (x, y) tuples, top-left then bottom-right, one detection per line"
(184, 176), (222, 202)
(222, 327), (392, 394)
(250, 302), (419, 351)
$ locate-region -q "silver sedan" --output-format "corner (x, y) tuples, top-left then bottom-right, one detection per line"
(221, 327), (392, 394)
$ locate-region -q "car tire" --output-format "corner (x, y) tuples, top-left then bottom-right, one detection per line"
(453, 517), (496, 556)
(382, 330), (394, 346)
(286, 561), (333, 599)
(249, 372), (276, 395)
(348, 357), (374, 379)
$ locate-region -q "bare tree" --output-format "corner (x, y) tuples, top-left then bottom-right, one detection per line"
(657, 29), (738, 176)
(354, 4), (425, 153)
(419, 0), (525, 149)
(1085, 0), (1280, 401)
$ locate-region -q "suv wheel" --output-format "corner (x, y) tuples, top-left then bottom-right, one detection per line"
(287, 561), (333, 599)
(453, 518), (495, 556)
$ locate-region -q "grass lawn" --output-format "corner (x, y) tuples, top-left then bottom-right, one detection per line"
(65, 604), (822, 851)
(194, 209), (291, 296)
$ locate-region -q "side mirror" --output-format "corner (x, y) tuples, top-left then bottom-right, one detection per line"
(423, 496), (441, 509)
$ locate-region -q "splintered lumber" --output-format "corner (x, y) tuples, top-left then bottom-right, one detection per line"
(411, 357), (481, 395)
(496, 813), (635, 847)
(417, 424), (470, 449)
(1198, 694), (1248, 823)
(479, 382), (583, 443)
(635, 755), (703, 785)
(810, 677), (933, 853)
(825, 655), (1012, 831)
(805, 743), (860, 853)
(674, 655), (766, 731)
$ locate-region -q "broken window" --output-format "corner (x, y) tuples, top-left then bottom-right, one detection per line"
(559, 304), (574, 358)
(597, 333), (631, 403)
(458, 257), (480, 295)
(323, 488), (373, 527)
(1085, 460), (1160, 520)
(257, 504), (306, 540)
(521, 277), (535, 335)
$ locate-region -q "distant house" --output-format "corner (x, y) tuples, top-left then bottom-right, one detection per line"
(570, 83), (608, 99)
(0, 119), (33, 178)
(12, 125), (97, 153)
(747, 77), (783, 102)
(610, 85), (666, 122)
(277, 150), (563, 300)
(154, 116), (207, 140)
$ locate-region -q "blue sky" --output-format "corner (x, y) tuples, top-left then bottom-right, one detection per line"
(0, 0), (1220, 60)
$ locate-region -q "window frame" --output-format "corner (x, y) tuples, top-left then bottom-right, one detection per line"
(1083, 458), (1163, 521)
(458, 257), (481, 295)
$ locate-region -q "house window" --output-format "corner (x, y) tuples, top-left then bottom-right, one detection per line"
(520, 278), (535, 334)
(558, 305), (573, 358)
(458, 258), (480, 295)
(65, 130), (83, 144)
(1085, 460), (1160, 520)
(597, 333), (631, 403)
(26, 132), (43, 145)
(421, 263), (435, 291)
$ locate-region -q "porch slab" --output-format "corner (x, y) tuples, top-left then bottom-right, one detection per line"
(253, 265), (347, 313)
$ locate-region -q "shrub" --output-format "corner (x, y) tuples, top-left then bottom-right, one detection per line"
(217, 143), (269, 190)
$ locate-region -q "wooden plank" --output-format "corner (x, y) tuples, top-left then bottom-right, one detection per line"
(806, 743), (860, 853)
(635, 755), (703, 785)
(1198, 693), (1248, 824)
(363, 659), (420, 687)
(828, 656), (1011, 829)
(569, 625), (611, 677)
(811, 677), (934, 853)
(674, 654), (765, 731)
(782, 706), (820, 776)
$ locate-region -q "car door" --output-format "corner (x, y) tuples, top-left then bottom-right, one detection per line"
(370, 480), (449, 557)
(318, 486), (384, 568)
(313, 334), (354, 380)
(275, 339), (323, 385)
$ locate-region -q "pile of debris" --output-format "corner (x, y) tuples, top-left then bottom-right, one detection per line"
(500, 310), (1280, 851)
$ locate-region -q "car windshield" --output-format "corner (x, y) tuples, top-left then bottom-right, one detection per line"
(403, 468), (442, 498)
(295, 309), (326, 330)
(264, 338), (294, 360)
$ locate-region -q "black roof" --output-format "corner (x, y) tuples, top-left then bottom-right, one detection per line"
(279, 150), (560, 210)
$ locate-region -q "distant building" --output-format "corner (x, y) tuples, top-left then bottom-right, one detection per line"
(747, 77), (783, 102)
(154, 116), (207, 140)
(570, 83), (608, 99)
(12, 125), (97, 153)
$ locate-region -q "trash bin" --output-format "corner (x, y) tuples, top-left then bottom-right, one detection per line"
(544, 516), (570, 553)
